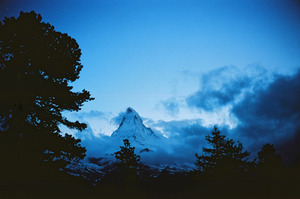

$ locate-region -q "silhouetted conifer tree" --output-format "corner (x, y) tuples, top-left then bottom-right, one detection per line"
(0, 11), (93, 177)
(96, 139), (143, 198)
(114, 139), (140, 169)
(195, 126), (251, 177)
(257, 143), (285, 178)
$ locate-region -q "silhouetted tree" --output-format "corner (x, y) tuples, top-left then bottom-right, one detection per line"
(258, 143), (282, 164)
(0, 11), (93, 177)
(114, 139), (140, 169)
(257, 143), (285, 178)
(95, 139), (144, 198)
(195, 126), (251, 177)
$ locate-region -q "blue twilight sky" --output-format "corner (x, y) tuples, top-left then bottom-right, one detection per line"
(1, 0), (300, 162)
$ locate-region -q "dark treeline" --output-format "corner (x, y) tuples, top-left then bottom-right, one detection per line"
(0, 11), (299, 199)
(94, 129), (300, 199)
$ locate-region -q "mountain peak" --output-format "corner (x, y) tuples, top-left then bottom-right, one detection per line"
(111, 107), (164, 150)
(127, 107), (134, 113)
(117, 107), (143, 128)
(125, 107), (140, 118)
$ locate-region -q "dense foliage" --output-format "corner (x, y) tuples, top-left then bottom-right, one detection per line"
(195, 126), (252, 177)
(114, 139), (141, 168)
(0, 11), (93, 177)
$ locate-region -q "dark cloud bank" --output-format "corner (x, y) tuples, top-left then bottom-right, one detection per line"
(232, 69), (300, 164)
(186, 66), (271, 111)
(149, 66), (300, 165)
(183, 66), (300, 164)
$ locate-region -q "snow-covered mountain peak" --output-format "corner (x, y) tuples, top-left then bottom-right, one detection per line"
(118, 107), (143, 127)
(111, 107), (165, 151)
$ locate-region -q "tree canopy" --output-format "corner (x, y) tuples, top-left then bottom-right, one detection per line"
(0, 11), (93, 174)
(195, 126), (251, 177)
(114, 139), (140, 169)
(257, 143), (285, 178)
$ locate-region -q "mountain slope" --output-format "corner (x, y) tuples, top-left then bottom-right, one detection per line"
(111, 107), (165, 152)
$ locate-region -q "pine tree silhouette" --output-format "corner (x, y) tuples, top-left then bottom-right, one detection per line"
(257, 143), (285, 179)
(114, 139), (140, 169)
(195, 126), (251, 177)
(0, 11), (93, 181)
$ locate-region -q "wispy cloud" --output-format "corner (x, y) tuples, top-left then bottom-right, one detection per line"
(74, 110), (107, 119)
(63, 110), (117, 137)
(160, 98), (181, 116)
(142, 119), (231, 164)
(186, 65), (271, 111)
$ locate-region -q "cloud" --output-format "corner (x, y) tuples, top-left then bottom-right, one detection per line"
(232, 69), (300, 164)
(77, 126), (113, 157)
(142, 121), (209, 164)
(111, 110), (126, 126)
(186, 65), (270, 111)
(70, 110), (108, 119)
(146, 119), (230, 164)
(184, 65), (300, 164)
(160, 98), (181, 116)
(63, 110), (117, 136)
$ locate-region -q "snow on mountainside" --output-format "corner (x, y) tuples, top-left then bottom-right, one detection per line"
(65, 107), (194, 180)
(110, 107), (166, 152)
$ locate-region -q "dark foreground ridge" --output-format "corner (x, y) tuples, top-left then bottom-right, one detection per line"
(1, 137), (299, 199)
